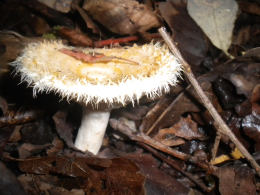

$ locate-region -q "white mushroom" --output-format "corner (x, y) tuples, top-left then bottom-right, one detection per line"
(11, 41), (182, 155)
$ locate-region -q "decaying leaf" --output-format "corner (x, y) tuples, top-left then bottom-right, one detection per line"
(155, 115), (206, 142)
(52, 111), (75, 149)
(18, 156), (145, 194)
(18, 174), (85, 195)
(0, 161), (26, 195)
(126, 153), (190, 195)
(142, 91), (202, 135)
(159, 0), (208, 66)
(83, 0), (160, 35)
(20, 119), (54, 145)
(217, 165), (256, 195)
(154, 129), (185, 146)
(187, 0), (239, 55)
(18, 143), (52, 159)
(46, 137), (64, 156)
(116, 105), (150, 121)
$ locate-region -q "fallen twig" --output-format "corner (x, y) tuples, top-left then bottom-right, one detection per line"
(94, 36), (138, 48)
(109, 118), (189, 161)
(94, 33), (160, 48)
(211, 132), (221, 162)
(158, 27), (260, 176)
(145, 90), (185, 135)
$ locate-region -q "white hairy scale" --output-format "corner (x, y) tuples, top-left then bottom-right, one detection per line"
(12, 41), (182, 105)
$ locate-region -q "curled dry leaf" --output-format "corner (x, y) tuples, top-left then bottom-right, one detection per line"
(155, 115), (206, 142)
(83, 0), (160, 35)
(154, 129), (185, 147)
(46, 137), (64, 157)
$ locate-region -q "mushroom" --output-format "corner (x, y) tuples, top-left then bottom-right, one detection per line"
(11, 41), (182, 155)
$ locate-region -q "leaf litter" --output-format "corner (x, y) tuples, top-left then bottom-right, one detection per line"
(0, 0), (259, 194)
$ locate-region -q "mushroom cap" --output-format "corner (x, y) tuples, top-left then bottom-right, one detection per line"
(12, 41), (182, 105)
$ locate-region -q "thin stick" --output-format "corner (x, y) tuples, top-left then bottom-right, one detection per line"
(158, 27), (260, 176)
(211, 132), (221, 162)
(110, 118), (190, 160)
(146, 90), (184, 135)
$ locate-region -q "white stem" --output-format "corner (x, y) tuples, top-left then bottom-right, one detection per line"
(74, 108), (110, 155)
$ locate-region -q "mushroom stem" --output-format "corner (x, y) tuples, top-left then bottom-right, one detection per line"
(74, 108), (110, 155)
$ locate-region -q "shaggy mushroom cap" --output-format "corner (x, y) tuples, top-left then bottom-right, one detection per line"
(12, 41), (182, 105)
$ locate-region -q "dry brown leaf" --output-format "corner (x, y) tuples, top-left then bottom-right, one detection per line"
(159, 0), (208, 66)
(52, 111), (75, 149)
(46, 137), (64, 156)
(18, 174), (85, 195)
(157, 115), (206, 141)
(18, 143), (51, 159)
(153, 128), (185, 147)
(217, 166), (256, 195)
(125, 153), (190, 195)
(18, 156), (145, 194)
(83, 0), (160, 35)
